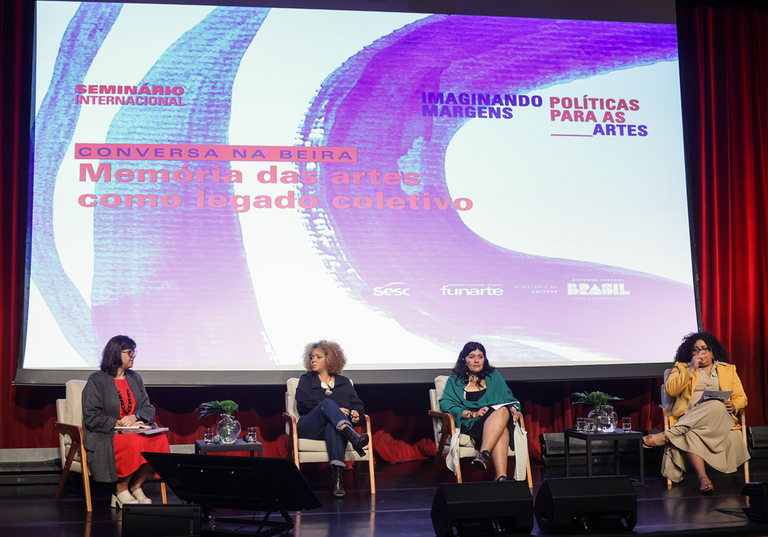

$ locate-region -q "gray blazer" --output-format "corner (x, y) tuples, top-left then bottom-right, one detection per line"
(82, 370), (156, 482)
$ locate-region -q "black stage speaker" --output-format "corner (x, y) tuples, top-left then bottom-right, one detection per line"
(534, 476), (637, 534)
(431, 480), (533, 537)
(742, 482), (768, 523)
(123, 504), (201, 537)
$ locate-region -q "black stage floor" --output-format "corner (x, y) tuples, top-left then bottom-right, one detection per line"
(2, 456), (768, 537)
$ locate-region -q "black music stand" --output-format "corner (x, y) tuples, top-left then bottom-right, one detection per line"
(142, 452), (321, 536)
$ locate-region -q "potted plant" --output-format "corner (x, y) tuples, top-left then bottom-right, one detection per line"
(571, 391), (623, 431)
(197, 400), (241, 444)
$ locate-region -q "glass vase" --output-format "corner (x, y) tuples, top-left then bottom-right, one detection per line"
(216, 414), (242, 444)
(587, 405), (615, 432)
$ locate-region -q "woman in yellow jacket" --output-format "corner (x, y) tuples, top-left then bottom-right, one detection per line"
(643, 332), (749, 493)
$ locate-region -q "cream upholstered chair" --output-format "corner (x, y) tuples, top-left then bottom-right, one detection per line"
(428, 375), (533, 488)
(661, 368), (749, 487)
(55, 379), (167, 511)
(282, 377), (375, 494)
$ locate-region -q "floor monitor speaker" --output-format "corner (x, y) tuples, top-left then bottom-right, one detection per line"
(534, 476), (636, 534)
(742, 482), (768, 523)
(431, 480), (533, 536)
(122, 504), (201, 537)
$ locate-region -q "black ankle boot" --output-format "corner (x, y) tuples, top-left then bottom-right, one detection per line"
(341, 425), (369, 457)
(332, 465), (345, 498)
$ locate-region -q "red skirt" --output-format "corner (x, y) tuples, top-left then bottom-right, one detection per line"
(113, 431), (170, 478)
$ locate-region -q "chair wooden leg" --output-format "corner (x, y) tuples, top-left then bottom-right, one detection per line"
(55, 443), (78, 500)
(456, 459), (463, 483)
(740, 411), (750, 482)
(526, 452), (533, 490)
(367, 450), (376, 495)
(80, 445), (92, 512)
(744, 459), (751, 483)
(161, 480), (168, 504)
(433, 431), (449, 473)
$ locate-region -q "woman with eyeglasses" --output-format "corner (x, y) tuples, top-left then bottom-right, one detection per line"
(643, 331), (749, 493)
(82, 335), (170, 508)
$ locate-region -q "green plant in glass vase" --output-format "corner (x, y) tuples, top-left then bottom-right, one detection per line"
(197, 400), (241, 444)
(571, 391), (623, 431)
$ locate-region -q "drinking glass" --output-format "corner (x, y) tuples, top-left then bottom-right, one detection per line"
(599, 415), (611, 432)
(576, 417), (587, 432)
(204, 427), (214, 444)
(246, 426), (258, 443)
(585, 419), (596, 433)
(621, 417), (632, 432)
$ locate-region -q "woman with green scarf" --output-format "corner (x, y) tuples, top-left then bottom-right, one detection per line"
(439, 341), (520, 481)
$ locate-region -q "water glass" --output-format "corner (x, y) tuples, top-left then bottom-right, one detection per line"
(599, 415), (611, 432)
(621, 417), (632, 432)
(203, 427), (214, 444)
(576, 417), (587, 432)
(246, 426), (258, 443)
(585, 419), (596, 433)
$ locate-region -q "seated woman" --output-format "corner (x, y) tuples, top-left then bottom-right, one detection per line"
(82, 335), (170, 508)
(296, 340), (369, 498)
(439, 342), (521, 481)
(643, 331), (749, 493)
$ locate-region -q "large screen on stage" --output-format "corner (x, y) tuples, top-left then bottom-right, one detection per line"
(20, 0), (698, 384)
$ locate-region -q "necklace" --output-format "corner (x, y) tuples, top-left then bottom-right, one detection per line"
(118, 385), (133, 415)
(320, 379), (335, 396)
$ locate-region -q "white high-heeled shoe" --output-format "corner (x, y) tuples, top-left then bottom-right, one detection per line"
(111, 490), (139, 509)
(131, 488), (152, 504)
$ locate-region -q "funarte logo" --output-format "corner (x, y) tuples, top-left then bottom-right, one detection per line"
(567, 283), (630, 296)
(440, 285), (504, 296)
(373, 282), (410, 297)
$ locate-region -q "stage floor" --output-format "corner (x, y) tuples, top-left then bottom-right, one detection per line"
(1, 456), (768, 536)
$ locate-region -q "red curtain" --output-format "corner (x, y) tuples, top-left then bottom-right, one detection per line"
(0, 0), (32, 450)
(1, 0), (767, 463)
(677, 0), (768, 428)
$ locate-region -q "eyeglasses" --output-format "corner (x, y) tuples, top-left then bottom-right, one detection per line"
(691, 346), (710, 355)
(122, 349), (137, 356)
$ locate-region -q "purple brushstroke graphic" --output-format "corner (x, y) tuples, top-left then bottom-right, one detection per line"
(93, 7), (273, 365)
(297, 16), (693, 362)
(31, 3), (123, 365)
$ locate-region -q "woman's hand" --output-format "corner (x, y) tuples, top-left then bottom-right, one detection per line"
(117, 414), (140, 427)
(509, 406), (520, 423)
(475, 406), (489, 418)
(350, 409), (360, 424)
(688, 355), (701, 374)
(723, 400), (736, 414)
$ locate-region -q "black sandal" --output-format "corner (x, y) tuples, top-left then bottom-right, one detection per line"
(472, 450), (490, 471)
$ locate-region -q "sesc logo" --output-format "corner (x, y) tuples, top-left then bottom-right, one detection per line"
(373, 282), (411, 297)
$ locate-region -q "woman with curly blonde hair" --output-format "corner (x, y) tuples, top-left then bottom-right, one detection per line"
(296, 340), (368, 498)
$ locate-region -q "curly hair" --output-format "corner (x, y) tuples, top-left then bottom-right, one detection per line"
(673, 331), (730, 363)
(100, 335), (136, 377)
(302, 340), (347, 375)
(451, 341), (495, 384)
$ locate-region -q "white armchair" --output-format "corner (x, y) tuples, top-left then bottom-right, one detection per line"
(282, 377), (376, 494)
(54, 379), (167, 511)
(428, 375), (532, 488)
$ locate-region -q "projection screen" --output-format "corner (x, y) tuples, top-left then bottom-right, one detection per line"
(18, 0), (699, 384)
